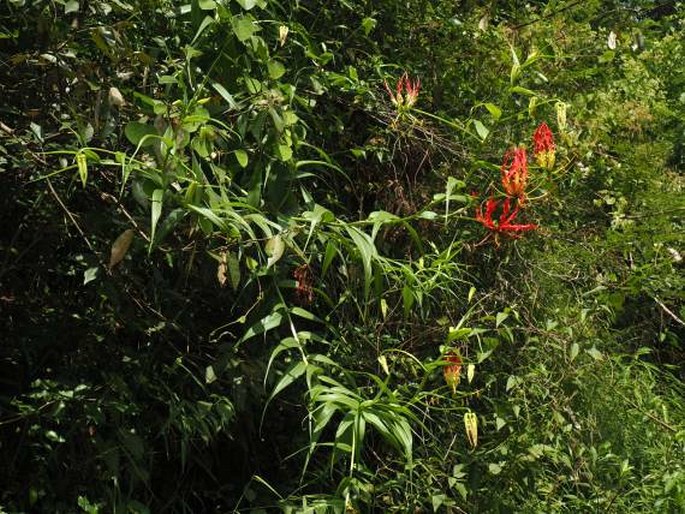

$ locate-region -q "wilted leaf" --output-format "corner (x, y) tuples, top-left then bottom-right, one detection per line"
(109, 229), (135, 269)
(217, 251), (228, 287)
(108, 86), (125, 107)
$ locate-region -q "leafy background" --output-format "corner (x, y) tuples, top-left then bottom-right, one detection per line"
(0, 0), (683, 512)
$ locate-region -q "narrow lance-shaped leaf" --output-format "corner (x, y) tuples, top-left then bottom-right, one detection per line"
(150, 189), (163, 251)
(76, 152), (88, 187)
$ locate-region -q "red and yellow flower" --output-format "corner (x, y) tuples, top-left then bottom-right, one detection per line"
(500, 147), (529, 202)
(532, 122), (556, 169)
(384, 72), (421, 109)
(443, 350), (463, 394)
(475, 197), (537, 237)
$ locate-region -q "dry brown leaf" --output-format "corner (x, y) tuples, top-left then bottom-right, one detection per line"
(217, 251), (228, 287)
(109, 229), (134, 270)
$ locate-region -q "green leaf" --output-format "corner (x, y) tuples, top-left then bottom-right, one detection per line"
(509, 85), (536, 97)
(269, 361), (307, 400)
(205, 365), (217, 384)
(322, 240), (337, 277)
(227, 251), (240, 291)
(586, 347), (603, 360)
(265, 235), (285, 268)
(484, 103), (502, 120)
(238, 310), (284, 344)
(65, 0), (79, 13)
(277, 144), (292, 161)
(235, 149), (249, 168)
(187, 205), (227, 231)
(267, 60), (286, 80)
(346, 226), (377, 298)
(402, 284), (414, 316)
(291, 306), (322, 323)
(368, 210), (399, 241)
(191, 15), (215, 44)
(124, 122), (157, 147)
(432, 494), (446, 512)
(232, 15), (257, 42)
(76, 152), (88, 187)
(236, 0), (257, 9)
(569, 342), (579, 362)
(488, 463), (502, 475)
(495, 311), (509, 328)
(198, 0), (215, 9)
(361, 17), (377, 35)
(211, 81), (237, 109)
(473, 119), (489, 141)
(302, 204), (334, 251)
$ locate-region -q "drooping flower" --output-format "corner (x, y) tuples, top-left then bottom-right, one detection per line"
(500, 147), (529, 202)
(443, 351), (463, 394)
(532, 122), (556, 169)
(384, 72), (421, 110)
(293, 264), (314, 304)
(475, 197), (537, 237)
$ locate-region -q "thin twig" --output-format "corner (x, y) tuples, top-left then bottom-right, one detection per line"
(654, 296), (685, 327)
(46, 178), (110, 274)
(512, 0), (588, 30)
(0, 120), (14, 135)
(99, 191), (151, 242)
(615, 390), (678, 433)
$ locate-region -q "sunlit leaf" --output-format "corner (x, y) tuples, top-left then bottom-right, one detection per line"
(76, 152), (88, 187)
(150, 189), (163, 250)
(232, 15), (257, 42)
(265, 235), (285, 268)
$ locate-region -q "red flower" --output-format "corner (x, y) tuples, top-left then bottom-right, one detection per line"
(532, 122), (556, 169)
(475, 197), (537, 237)
(501, 147), (529, 202)
(384, 72), (420, 109)
(293, 264), (314, 304)
(443, 351), (463, 393)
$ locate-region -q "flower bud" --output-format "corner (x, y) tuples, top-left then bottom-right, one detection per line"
(464, 411), (478, 448)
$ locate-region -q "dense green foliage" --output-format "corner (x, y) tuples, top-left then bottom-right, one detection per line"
(1, 0), (683, 512)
